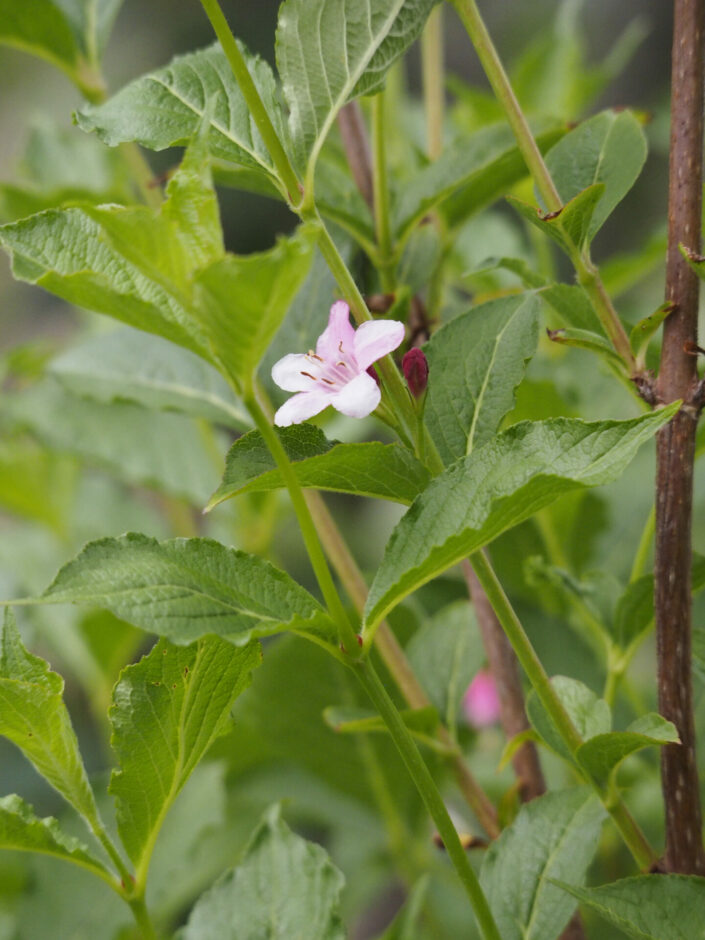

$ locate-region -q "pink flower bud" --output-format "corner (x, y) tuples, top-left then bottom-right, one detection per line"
(402, 348), (428, 398)
(463, 670), (501, 728)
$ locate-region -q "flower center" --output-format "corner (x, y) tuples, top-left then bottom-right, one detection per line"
(299, 343), (357, 387)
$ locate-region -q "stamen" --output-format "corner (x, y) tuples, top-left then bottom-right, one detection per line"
(311, 353), (324, 362)
(321, 377), (336, 386)
(338, 340), (344, 352)
(300, 371), (318, 381)
(336, 361), (348, 368)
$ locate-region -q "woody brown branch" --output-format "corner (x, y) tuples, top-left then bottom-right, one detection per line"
(655, 0), (705, 874)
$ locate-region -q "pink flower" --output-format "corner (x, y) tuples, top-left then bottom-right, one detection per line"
(271, 302), (404, 427)
(463, 670), (501, 728)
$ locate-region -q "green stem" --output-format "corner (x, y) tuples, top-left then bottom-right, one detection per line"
(469, 550), (657, 870)
(245, 393), (359, 655)
(421, 4), (445, 160)
(120, 142), (162, 209)
(631, 505), (656, 582)
(354, 659), (502, 940)
(127, 895), (158, 940)
(196, 0), (301, 203)
(371, 94), (396, 291)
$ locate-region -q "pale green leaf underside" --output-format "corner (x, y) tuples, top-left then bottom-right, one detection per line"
(180, 804), (346, 940)
(0, 794), (108, 878)
(110, 636), (261, 868)
(576, 714), (679, 787)
(424, 292), (540, 465)
(364, 406), (678, 631)
(29, 533), (333, 645)
(554, 875), (705, 940)
(527, 676), (612, 764)
(208, 424), (429, 510)
(481, 788), (606, 940)
(276, 0), (437, 172)
(76, 43), (286, 193)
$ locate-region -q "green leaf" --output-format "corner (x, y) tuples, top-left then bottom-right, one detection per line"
(192, 226), (317, 392)
(276, 0), (438, 174)
(76, 43), (287, 195)
(424, 292), (540, 464)
(526, 676), (611, 763)
(31, 533), (334, 645)
(0, 794), (109, 881)
(0, 442), (76, 535)
(630, 302), (675, 366)
(363, 407), (678, 632)
(179, 803), (346, 940)
(509, 182), (605, 254)
(323, 704), (438, 737)
(314, 152), (376, 252)
(50, 326), (250, 430)
(576, 714), (679, 788)
(553, 874), (705, 940)
(110, 636), (260, 871)
(0, 609), (100, 827)
(0, 0), (79, 75)
(546, 326), (626, 370)
(680, 245), (705, 283)
(207, 425), (430, 511)
(405, 600), (485, 733)
(393, 122), (565, 241)
(480, 787), (606, 940)
(541, 283), (605, 335)
(7, 380), (220, 506)
(544, 109), (647, 241)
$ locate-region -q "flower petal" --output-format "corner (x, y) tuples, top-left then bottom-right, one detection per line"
(353, 319), (405, 370)
(273, 390), (332, 427)
(271, 353), (321, 392)
(330, 371), (381, 419)
(316, 301), (356, 361)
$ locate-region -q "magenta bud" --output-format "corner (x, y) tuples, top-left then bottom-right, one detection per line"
(402, 348), (428, 398)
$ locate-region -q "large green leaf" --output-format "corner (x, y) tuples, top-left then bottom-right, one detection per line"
(481, 788), (605, 940)
(50, 326), (250, 430)
(554, 875), (705, 940)
(544, 109), (647, 241)
(207, 425), (429, 511)
(179, 803), (346, 940)
(192, 227), (316, 391)
(576, 713), (679, 789)
(0, 609), (100, 828)
(364, 407), (677, 632)
(0, 794), (109, 881)
(276, 0), (437, 174)
(27, 533), (333, 645)
(424, 292), (540, 465)
(110, 636), (260, 871)
(76, 43), (287, 196)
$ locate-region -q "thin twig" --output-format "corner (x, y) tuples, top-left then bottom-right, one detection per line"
(337, 102), (374, 209)
(654, 0), (705, 874)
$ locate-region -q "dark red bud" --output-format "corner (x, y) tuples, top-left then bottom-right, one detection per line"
(366, 364), (380, 385)
(402, 348), (428, 398)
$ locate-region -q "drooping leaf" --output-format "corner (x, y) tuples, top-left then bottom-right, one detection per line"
(276, 0), (438, 173)
(0, 794), (109, 881)
(364, 407), (678, 633)
(405, 600), (485, 733)
(544, 109), (647, 241)
(50, 326), (250, 430)
(110, 636), (261, 870)
(553, 874), (705, 940)
(423, 292), (540, 464)
(29, 533), (334, 645)
(575, 714), (679, 788)
(192, 226), (317, 391)
(76, 43), (288, 195)
(526, 676), (611, 764)
(0, 609), (100, 828)
(179, 803), (346, 940)
(207, 425), (429, 511)
(480, 787), (606, 940)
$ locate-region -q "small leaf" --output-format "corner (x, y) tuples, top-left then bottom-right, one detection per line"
(110, 636), (261, 870)
(179, 803), (346, 940)
(540, 283), (605, 335)
(544, 109), (647, 241)
(424, 292), (541, 464)
(480, 787), (606, 940)
(509, 182), (605, 255)
(526, 676), (611, 764)
(76, 43), (287, 195)
(0, 609), (100, 827)
(207, 425), (429, 510)
(576, 714), (679, 788)
(553, 874), (705, 940)
(29, 533), (334, 645)
(364, 407), (678, 633)
(323, 705), (438, 737)
(546, 326), (626, 370)
(630, 302), (675, 366)
(0, 794), (109, 880)
(276, 0), (438, 174)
